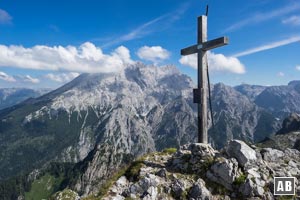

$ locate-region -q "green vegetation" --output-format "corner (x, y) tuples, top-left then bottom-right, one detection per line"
(25, 173), (64, 200)
(162, 147), (177, 154)
(233, 173), (247, 186)
(201, 157), (215, 172)
(206, 180), (229, 195)
(50, 189), (79, 200)
(278, 195), (297, 200)
(0, 174), (30, 200)
(83, 156), (146, 200)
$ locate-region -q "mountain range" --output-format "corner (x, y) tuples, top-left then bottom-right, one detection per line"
(0, 63), (300, 198)
(0, 88), (51, 110)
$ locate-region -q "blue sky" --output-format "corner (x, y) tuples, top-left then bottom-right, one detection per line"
(0, 0), (300, 88)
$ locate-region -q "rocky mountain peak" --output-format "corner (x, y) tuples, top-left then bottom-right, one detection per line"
(71, 140), (300, 200)
(288, 80), (300, 87)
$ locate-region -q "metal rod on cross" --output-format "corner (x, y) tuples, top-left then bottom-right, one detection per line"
(181, 15), (229, 143)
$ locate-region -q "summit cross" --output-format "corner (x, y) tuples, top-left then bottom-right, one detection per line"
(181, 15), (229, 143)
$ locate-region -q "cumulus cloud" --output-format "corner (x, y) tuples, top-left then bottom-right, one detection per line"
(137, 46), (170, 63)
(0, 71), (16, 82)
(0, 42), (134, 73)
(45, 72), (80, 83)
(296, 65), (300, 71)
(0, 9), (12, 25)
(282, 16), (300, 26)
(179, 52), (246, 74)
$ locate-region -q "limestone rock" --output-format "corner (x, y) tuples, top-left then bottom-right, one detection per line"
(226, 140), (257, 166)
(261, 148), (284, 162)
(188, 178), (212, 200)
(190, 143), (216, 159)
(100, 142), (299, 200)
(206, 158), (239, 190)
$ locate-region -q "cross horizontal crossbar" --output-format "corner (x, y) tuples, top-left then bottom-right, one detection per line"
(181, 36), (229, 56)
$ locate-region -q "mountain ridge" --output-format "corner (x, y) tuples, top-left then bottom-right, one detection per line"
(0, 63), (299, 198)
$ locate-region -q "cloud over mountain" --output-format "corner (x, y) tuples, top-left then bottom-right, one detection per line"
(179, 52), (245, 74)
(45, 72), (80, 83)
(137, 46), (170, 63)
(0, 42), (134, 73)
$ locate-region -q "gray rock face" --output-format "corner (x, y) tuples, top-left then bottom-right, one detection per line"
(99, 141), (300, 200)
(226, 140), (257, 166)
(211, 83), (278, 147)
(277, 113), (300, 134)
(189, 178), (211, 200)
(206, 158), (239, 190)
(261, 148), (284, 162)
(190, 143), (216, 159)
(255, 81), (300, 119)
(234, 84), (267, 101)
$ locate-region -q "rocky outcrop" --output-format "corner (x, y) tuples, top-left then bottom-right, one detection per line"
(277, 113), (300, 134)
(226, 140), (257, 167)
(93, 140), (300, 200)
(258, 114), (300, 151)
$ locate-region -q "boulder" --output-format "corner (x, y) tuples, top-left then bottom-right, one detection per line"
(188, 178), (212, 200)
(155, 168), (167, 178)
(206, 157), (239, 190)
(111, 176), (129, 194)
(260, 148), (284, 162)
(226, 140), (257, 166)
(190, 143), (216, 159)
(239, 178), (265, 198)
(171, 179), (186, 199)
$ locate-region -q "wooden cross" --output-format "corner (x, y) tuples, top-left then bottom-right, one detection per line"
(181, 15), (229, 143)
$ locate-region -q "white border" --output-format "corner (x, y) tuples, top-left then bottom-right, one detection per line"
(274, 177), (296, 195)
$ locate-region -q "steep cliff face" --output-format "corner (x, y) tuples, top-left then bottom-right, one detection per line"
(255, 81), (300, 118)
(211, 83), (278, 147)
(234, 84), (267, 101)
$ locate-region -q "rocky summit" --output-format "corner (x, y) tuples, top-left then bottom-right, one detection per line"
(56, 140), (300, 200)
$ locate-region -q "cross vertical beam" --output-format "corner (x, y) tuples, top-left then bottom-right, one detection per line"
(181, 15), (229, 144)
(198, 16), (208, 144)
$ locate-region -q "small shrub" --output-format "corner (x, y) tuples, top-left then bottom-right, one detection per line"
(125, 160), (144, 182)
(233, 174), (247, 186)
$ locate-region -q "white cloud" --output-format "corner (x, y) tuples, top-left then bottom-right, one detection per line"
(137, 46), (170, 63)
(0, 71), (16, 82)
(232, 36), (300, 57)
(296, 65), (300, 71)
(277, 72), (285, 77)
(0, 42), (134, 73)
(225, 3), (300, 32)
(45, 72), (80, 83)
(0, 9), (12, 25)
(282, 16), (300, 26)
(22, 75), (40, 84)
(179, 52), (245, 74)
(101, 2), (189, 47)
